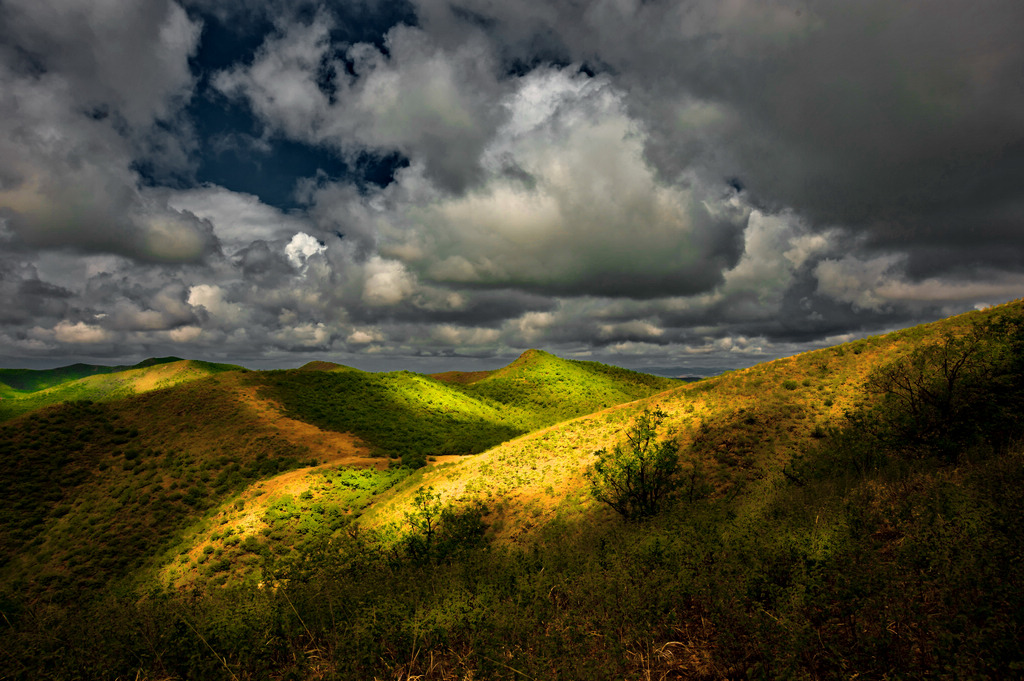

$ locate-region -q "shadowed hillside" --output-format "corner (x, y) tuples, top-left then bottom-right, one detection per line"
(0, 375), (318, 603)
(360, 301), (1024, 536)
(0, 351), (675, 601)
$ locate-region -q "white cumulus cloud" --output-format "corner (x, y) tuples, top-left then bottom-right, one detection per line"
(284, 232), (327, 270)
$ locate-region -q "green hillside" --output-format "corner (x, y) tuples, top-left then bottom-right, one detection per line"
(460, 349), (677, 423)
(256, 368), (522, 465)
(3, 303), (1024, 679)
(255, 351), (677, 466)
(0, 382), (18, 400)
(356, 300), (1024, 535)
(0, 351), (674, 601)
(0, 357), (182, 393)
(0, 358), (243, 421)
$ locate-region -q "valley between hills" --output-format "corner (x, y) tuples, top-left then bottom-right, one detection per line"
(3, 301), (1024, 679)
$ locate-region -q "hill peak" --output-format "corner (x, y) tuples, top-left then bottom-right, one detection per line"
(484, 349), (555, 380)
(297, 361), (344, 372)
(133, 357), (184, 369)
(509, 348), (555, 367)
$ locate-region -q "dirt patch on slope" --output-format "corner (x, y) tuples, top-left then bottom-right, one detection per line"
(231, 381), (383, 468)
(429, 370), (493, 385)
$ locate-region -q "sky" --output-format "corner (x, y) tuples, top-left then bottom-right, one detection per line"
(1, 0), (1023, 374)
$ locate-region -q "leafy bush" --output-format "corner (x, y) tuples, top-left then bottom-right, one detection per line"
(587, 408), (681, 520)
(400, 487), (488, 564)
(860, 313), (1024, 461)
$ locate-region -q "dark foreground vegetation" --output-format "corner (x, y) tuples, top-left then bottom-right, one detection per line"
(3, 311), (1024, 679)
(3, 440), (1023, 680)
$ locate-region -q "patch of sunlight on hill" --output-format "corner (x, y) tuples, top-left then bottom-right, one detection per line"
(6, 301), (1024, 680)
(8, 300), (1023, 597)
(462, 349), (678, 426)
(0, 359), (243, 421)
(0, 357), (183, 392)
(256, 368), (524, 464)
(156, 465), (409, 590)
(151, 354), (680, 585)
(356, 392), (694, 539)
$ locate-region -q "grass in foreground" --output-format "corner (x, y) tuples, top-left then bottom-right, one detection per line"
(4, 437), (1022, 680)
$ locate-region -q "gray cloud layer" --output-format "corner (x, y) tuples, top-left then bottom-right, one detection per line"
(1, 0), (1022, 371)
(0, 0), (216, 263)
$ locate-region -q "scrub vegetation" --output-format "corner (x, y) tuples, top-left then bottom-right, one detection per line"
(2, 302), (1024, 679)
(0, 391), (311, 605)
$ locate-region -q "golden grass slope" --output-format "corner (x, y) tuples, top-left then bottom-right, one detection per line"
(357, 301), (1022, 540)
(108, 370), (378, 465)
(0, 365), (394, 596)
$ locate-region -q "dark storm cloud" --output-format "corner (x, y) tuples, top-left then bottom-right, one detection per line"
(411, 0), (1024, 252)
(309, 66), (753, 300)
(235, 240), (293, 278)
(2, 0), (1022, 370)
(1, 0), (199, 128)
(0, 260), (71, 325)
(0, 0), (219, 264)
(346, 288), (557, 328)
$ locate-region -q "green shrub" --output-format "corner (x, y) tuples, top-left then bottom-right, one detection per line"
(587, 409), (680, 521)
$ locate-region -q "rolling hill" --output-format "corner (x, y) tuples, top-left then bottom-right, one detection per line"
(3, 302), (1024, 679)
(0, 376), (317, 604)
(351, 299), (1024, 538)
(0, 358), (243, 421)
(0, 357), (183, 393)
(0, 350), (676, 604)
(253, 350), (677, 465)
